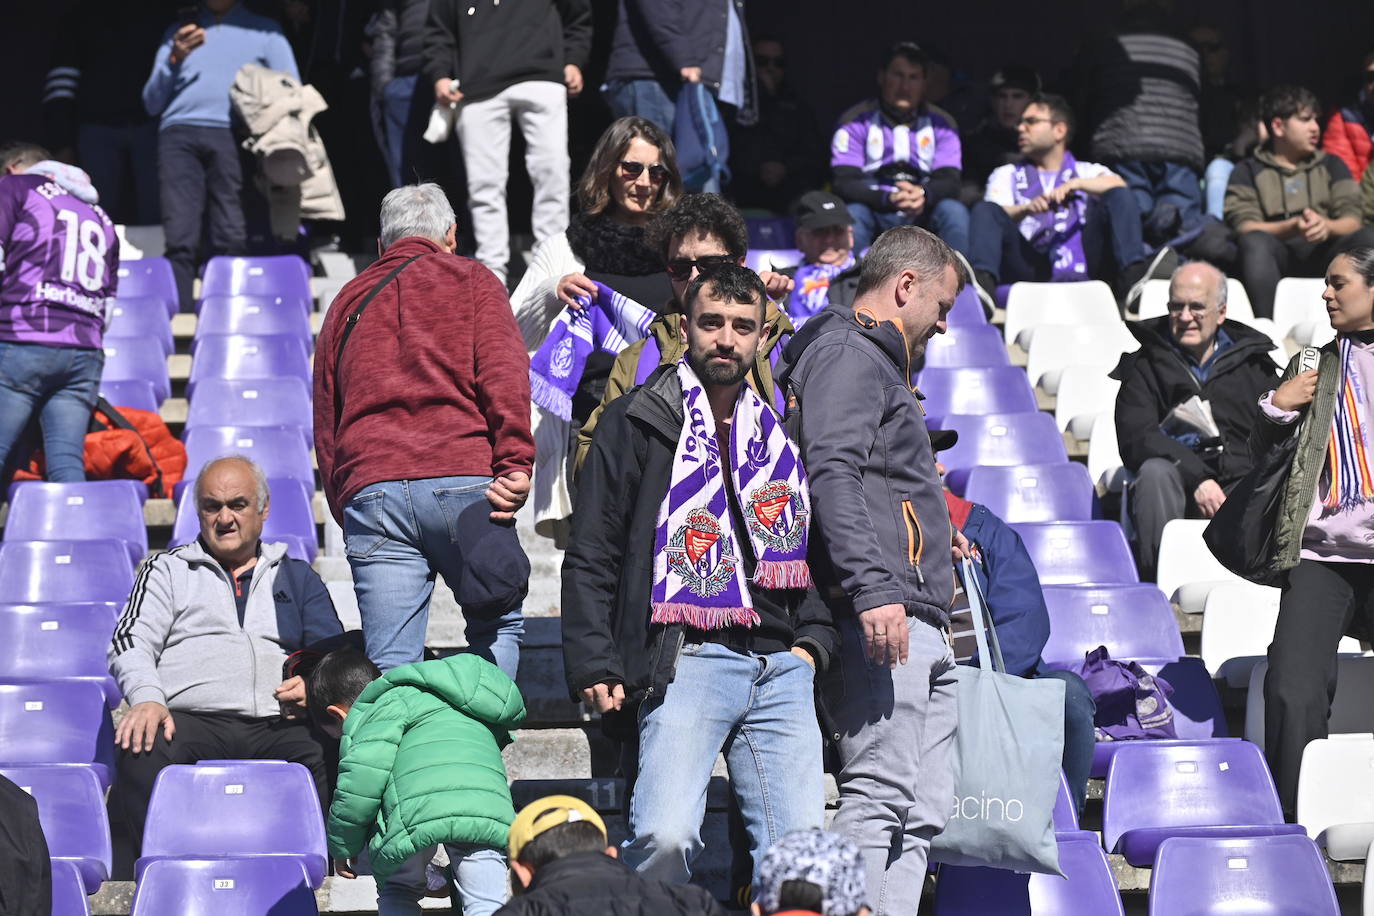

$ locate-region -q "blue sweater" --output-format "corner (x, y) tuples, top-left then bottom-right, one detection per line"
(142, 3), (298, 130)
(958, 501), (1051, 678)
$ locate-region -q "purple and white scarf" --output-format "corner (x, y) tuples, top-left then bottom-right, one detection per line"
(1013, 153), (1088, 281)
(529, 280), (656, 421)
(786, 253), (855, 325)
(651, 358), (812, 629)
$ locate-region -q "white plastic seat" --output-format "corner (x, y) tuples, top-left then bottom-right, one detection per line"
(1201, 583), (1362, 687)
(1025, 322), (1137, 394)
(1135, 277), (1255, 321)
(1297, 735), (1374, 861)
(1055, 367), (1121, 441)
(1003, 280), (1119, 351)
(1155, 518), (1245, 612)
(1246, 655), (1374, 747)
(1087, 410), (1129, 493)
(114, 224), (167, 260)
(1272, 277), (1328, 340)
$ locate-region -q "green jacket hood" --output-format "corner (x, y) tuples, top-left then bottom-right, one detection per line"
(356, 654), (526, 732)
(1253, 146), (1330, 176)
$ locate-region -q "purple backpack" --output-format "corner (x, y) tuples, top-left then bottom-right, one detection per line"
(1072, 646), (1178, 741)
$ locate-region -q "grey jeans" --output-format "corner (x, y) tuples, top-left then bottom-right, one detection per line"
(825, 615), (958, 915)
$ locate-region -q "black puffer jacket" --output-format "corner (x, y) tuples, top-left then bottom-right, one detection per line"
(422, 0), (591, 102)
(1109, 316), (1279, 490)
(494, 852), (726, 916)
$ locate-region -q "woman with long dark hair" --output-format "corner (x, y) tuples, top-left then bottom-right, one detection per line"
(1253, 246), (1374, 815)
(511, 116), (683, 350)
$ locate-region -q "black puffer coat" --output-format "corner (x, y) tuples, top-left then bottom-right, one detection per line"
(494, 851), (727, 916)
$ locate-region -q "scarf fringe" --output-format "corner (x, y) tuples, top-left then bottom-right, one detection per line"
(529, 371), (573, 421)
(754, 559), (813, 590)
(651, 602), (761, 629)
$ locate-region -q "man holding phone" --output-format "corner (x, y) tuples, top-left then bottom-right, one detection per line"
(142, 1), (298, 311)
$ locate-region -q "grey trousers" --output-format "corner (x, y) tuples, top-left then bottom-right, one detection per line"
(1129, 457), (1190, 578)
(825, 616), (958, 915)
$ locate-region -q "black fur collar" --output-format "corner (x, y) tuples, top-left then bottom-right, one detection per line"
(566, 211), (662, 277)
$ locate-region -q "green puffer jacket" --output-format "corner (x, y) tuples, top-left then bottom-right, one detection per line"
(326, 654), (527, 883)
(1250, 342), (1342, 578)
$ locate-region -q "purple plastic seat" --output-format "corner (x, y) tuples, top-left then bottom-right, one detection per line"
(947, 283), (990, 325)
(51, 858), (92, 915)
(0, 766), (110, 893)
(1054, 770), (1080, 833)
(934, 833), (1124, 915)
(964, 463), (1096, 523)
(0, 681), (115, 788)
(101, 340), (170, 405)
(195, 295), (313, 340)
(745, 248), (804, 272)
(106, 298), (173, 356)
(1041, 585), (1185, 667)
(4, 481), (147, 563)
(184, 378), (312, 444)
(1148, 834), (1339, 915)
(7, 478), (148, 506)
(1088, 660), (1231, 778)
(0, 604), (121, 707)
(1011, 521), (1139, 586)
(138, 762), (328, 888)
(170, 478), (317, 561)
(181, 426), (314, 488)
(131, 857), (318, 916)
(199, 255), (312, 312)
(745, 216), (794, 249)
(1103, 740), (1303, 867)
(917, 366), (1039, 418)
(116, 259), (178, 318)
(185, 335), (311, 400)
(0, 540), (135, 604)
(932, 413), (1069, 494)
(922, 325), (1009, 368)
(99, 379), (160, 414)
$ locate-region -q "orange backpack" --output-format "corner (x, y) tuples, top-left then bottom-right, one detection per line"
(13, 398), (187, 497)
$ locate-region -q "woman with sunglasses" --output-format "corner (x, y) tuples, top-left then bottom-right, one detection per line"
(511, 116), (683, 351)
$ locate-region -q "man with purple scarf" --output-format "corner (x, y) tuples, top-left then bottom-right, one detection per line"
(561, 263), (836, 887)
(0, 142), (118, 482)
(968, 94), (1152, 304)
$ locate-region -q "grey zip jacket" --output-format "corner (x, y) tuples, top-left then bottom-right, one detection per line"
(108, 539), (342, 717)
(776, 303), (955, 629)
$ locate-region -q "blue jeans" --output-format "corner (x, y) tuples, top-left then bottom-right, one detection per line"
(968, 187), (1145, 285)
(602, 79), (676, 135)
(1204, 157), (1234, 221)
(847, 196), (970, 255)
(624, 641), (823, 885)
(1111, 159), (1203, 231)
(371, 843), (506, 916)
(0, 341), (103, 482)
(343, 477), (524, 677)
(1037, 669), (1096, 815)
(378, 74), (430, 189)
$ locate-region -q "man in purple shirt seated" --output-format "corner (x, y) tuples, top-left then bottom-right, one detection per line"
(0, 142), (119, 482)
(830, 42), (971, 257)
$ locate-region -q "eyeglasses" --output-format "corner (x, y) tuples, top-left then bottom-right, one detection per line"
(756, 54), (786, 68)
(665, 254), (735, 281)
(1166, 300), (1213, 316)
(619, 160), (670, 183)
(1017, 116), (1057, 128)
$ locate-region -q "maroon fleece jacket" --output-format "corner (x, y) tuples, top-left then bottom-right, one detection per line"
(313, 237), (533, 523)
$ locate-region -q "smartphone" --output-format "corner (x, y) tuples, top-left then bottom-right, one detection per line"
(176, 4), (198, 27)
(1298, 346), (1320, 374)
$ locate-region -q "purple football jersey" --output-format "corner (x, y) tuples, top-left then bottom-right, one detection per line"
(0, 173), (120, 348)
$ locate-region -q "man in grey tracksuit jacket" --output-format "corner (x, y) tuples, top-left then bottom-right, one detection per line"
(107, 530), (341, 865)
(776, 226), (964, 915)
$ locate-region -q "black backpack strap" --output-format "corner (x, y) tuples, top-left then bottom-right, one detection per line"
(95, 396), (167, 498)
(333, 253), (426, 419)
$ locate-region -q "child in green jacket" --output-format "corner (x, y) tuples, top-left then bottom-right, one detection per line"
(308, 648), (527, 915)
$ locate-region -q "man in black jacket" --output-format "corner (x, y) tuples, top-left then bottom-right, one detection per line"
(496, 795), (725, 916)
(423, 0), (591, 283)
(562, 265), (835, 887)
(1110, 261), (1279, 578)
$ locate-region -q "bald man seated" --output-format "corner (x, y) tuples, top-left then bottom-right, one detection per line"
(107, 456), (342, 870)
(1109, 262), (1280, 578)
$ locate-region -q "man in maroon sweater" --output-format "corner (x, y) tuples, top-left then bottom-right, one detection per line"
(314, 182), (534, 677)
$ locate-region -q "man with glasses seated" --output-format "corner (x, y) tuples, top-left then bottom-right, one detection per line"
(967, 93), (1158, 307)
(1108, 261), (1279, 579)
(574, 193), (795, 473)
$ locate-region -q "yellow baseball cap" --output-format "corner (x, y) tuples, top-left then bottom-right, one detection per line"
(508, 795), (608, 862)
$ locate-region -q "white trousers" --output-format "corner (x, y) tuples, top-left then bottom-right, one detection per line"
(455, 79), (570, 282)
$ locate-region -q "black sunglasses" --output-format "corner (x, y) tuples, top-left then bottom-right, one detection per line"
(665, 254), (735, 281)
(619, 160), (670, 183)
